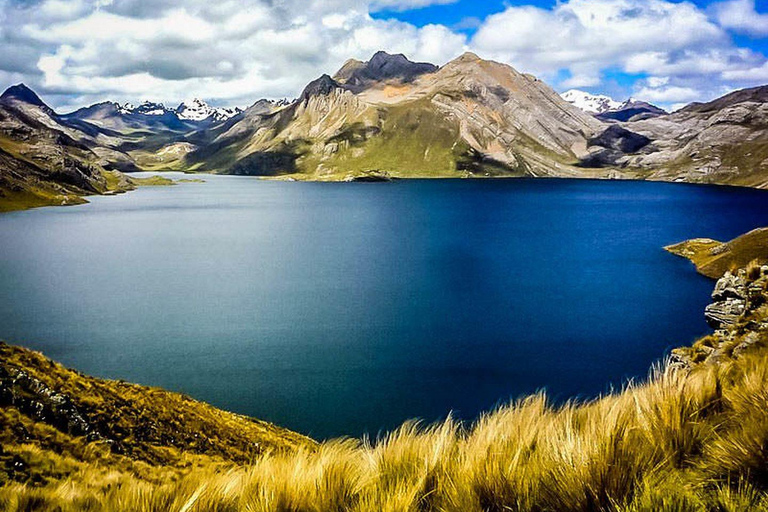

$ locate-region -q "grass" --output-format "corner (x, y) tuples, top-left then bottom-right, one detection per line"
(5, 350), (768, 511)
(665, 228), (768, 279)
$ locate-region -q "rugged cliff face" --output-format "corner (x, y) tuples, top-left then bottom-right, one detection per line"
(587, 86), (768, 188)
(671, 265), (768, 367)
(666, 228), (768, 367)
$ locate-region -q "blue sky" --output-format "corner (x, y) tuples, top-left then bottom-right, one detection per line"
(1, 0), (768, 111)
(372, 0), (768, 108)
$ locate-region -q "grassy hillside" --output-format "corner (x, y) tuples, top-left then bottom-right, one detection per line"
(0, 342), (313, 487)
(2, 235), (768, 511)
(665, 228), (768, 279)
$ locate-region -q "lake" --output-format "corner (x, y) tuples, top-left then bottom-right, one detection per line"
(1, 175), (767, 439)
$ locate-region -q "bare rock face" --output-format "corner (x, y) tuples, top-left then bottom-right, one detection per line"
(592, 85), (768, 188)
(334, 51), (438, 92)
(0, 365), (98, 440)
(672, 265), (768, 367)
(705, 297), (747, 329)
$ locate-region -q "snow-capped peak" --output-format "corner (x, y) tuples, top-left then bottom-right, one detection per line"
(115, 98), (242, 122)
(117, 101), (170, 116)
(116, 102), (135, 115)
(176, 98), (242, 121)
(561, 89), (623, 114)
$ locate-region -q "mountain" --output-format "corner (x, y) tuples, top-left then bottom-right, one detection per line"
(0, 84), (112, 209)
(0, 84), (180, 210)
(2, 56), (768, 212)
(333, 51), (438, 91)
(562, 90), (667, 122)
(587, 84), (768, 188)
(187, 52), (603, 179)
(0, 83), (50, 110)
(597, 99), (667, 122)
(176, 98), (242, 122)
(561, 89), (623, 114)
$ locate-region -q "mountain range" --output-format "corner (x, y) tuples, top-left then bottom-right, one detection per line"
(1, 51), (767, 210)
(561, 89), (668, 122)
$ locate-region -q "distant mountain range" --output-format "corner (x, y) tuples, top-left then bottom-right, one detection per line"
(1, 51), (767, 210)
(561, 89), (668, 122)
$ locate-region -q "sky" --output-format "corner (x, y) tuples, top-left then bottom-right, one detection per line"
(1, 0), (768, 112)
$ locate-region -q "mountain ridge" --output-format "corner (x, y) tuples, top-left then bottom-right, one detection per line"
(1, 52), (768, 212)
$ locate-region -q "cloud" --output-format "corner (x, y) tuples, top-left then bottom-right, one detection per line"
(0, 0), (466, 110)
(711, 0), (768, 37)
(467, 0), (768, 108)
(1, 0), (767, 112)
(470, 0), (727, 77)
(634, 84), (702, 103)
(369, 0), (458, 12)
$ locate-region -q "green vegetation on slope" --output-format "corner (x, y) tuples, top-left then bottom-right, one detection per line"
(295, 100), (521, 180)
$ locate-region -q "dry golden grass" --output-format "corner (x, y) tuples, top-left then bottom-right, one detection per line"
(665, 228), (768, 279)
(5, 347), (768, 511)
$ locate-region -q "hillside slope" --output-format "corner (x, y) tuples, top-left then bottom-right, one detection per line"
(0, 341), (312, 487)
(665, 227), (768, 279)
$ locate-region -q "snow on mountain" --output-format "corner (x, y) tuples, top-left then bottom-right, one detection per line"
(561, 89), (623, 114)
(115, 99), (242, 122)
(176, 98), (242, 121)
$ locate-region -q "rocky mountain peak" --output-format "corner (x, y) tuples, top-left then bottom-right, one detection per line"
(680, 85), (768, 114)
(300, 74), (341, 102)
(453, 52), (482, 63)
(334, 51), (437, 91)
(0, 83), (49, 108)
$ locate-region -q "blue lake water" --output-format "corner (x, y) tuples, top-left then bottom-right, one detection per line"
(1, 175), (767, 439)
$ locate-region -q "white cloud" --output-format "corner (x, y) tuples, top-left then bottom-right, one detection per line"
(634, 85), (701, 103)
(2, 0), (466, 109)
(369, 0), (458, 12)
(722, 61), (768, 81)
(711, 0), (768, 37)
(1, 0), (768, 112)
(468, 0), (768, 106)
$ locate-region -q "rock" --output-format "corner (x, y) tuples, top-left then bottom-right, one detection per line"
(712, 271), (747, 301)
(344, 171), (395, 182)
(0, 365), (99, 440)
(705, 298), (746, 329)
(588, 124), (651, 153)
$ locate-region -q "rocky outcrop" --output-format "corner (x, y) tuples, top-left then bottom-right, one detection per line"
(672, 265), (768, 367)
(0, 365), (99, 440)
